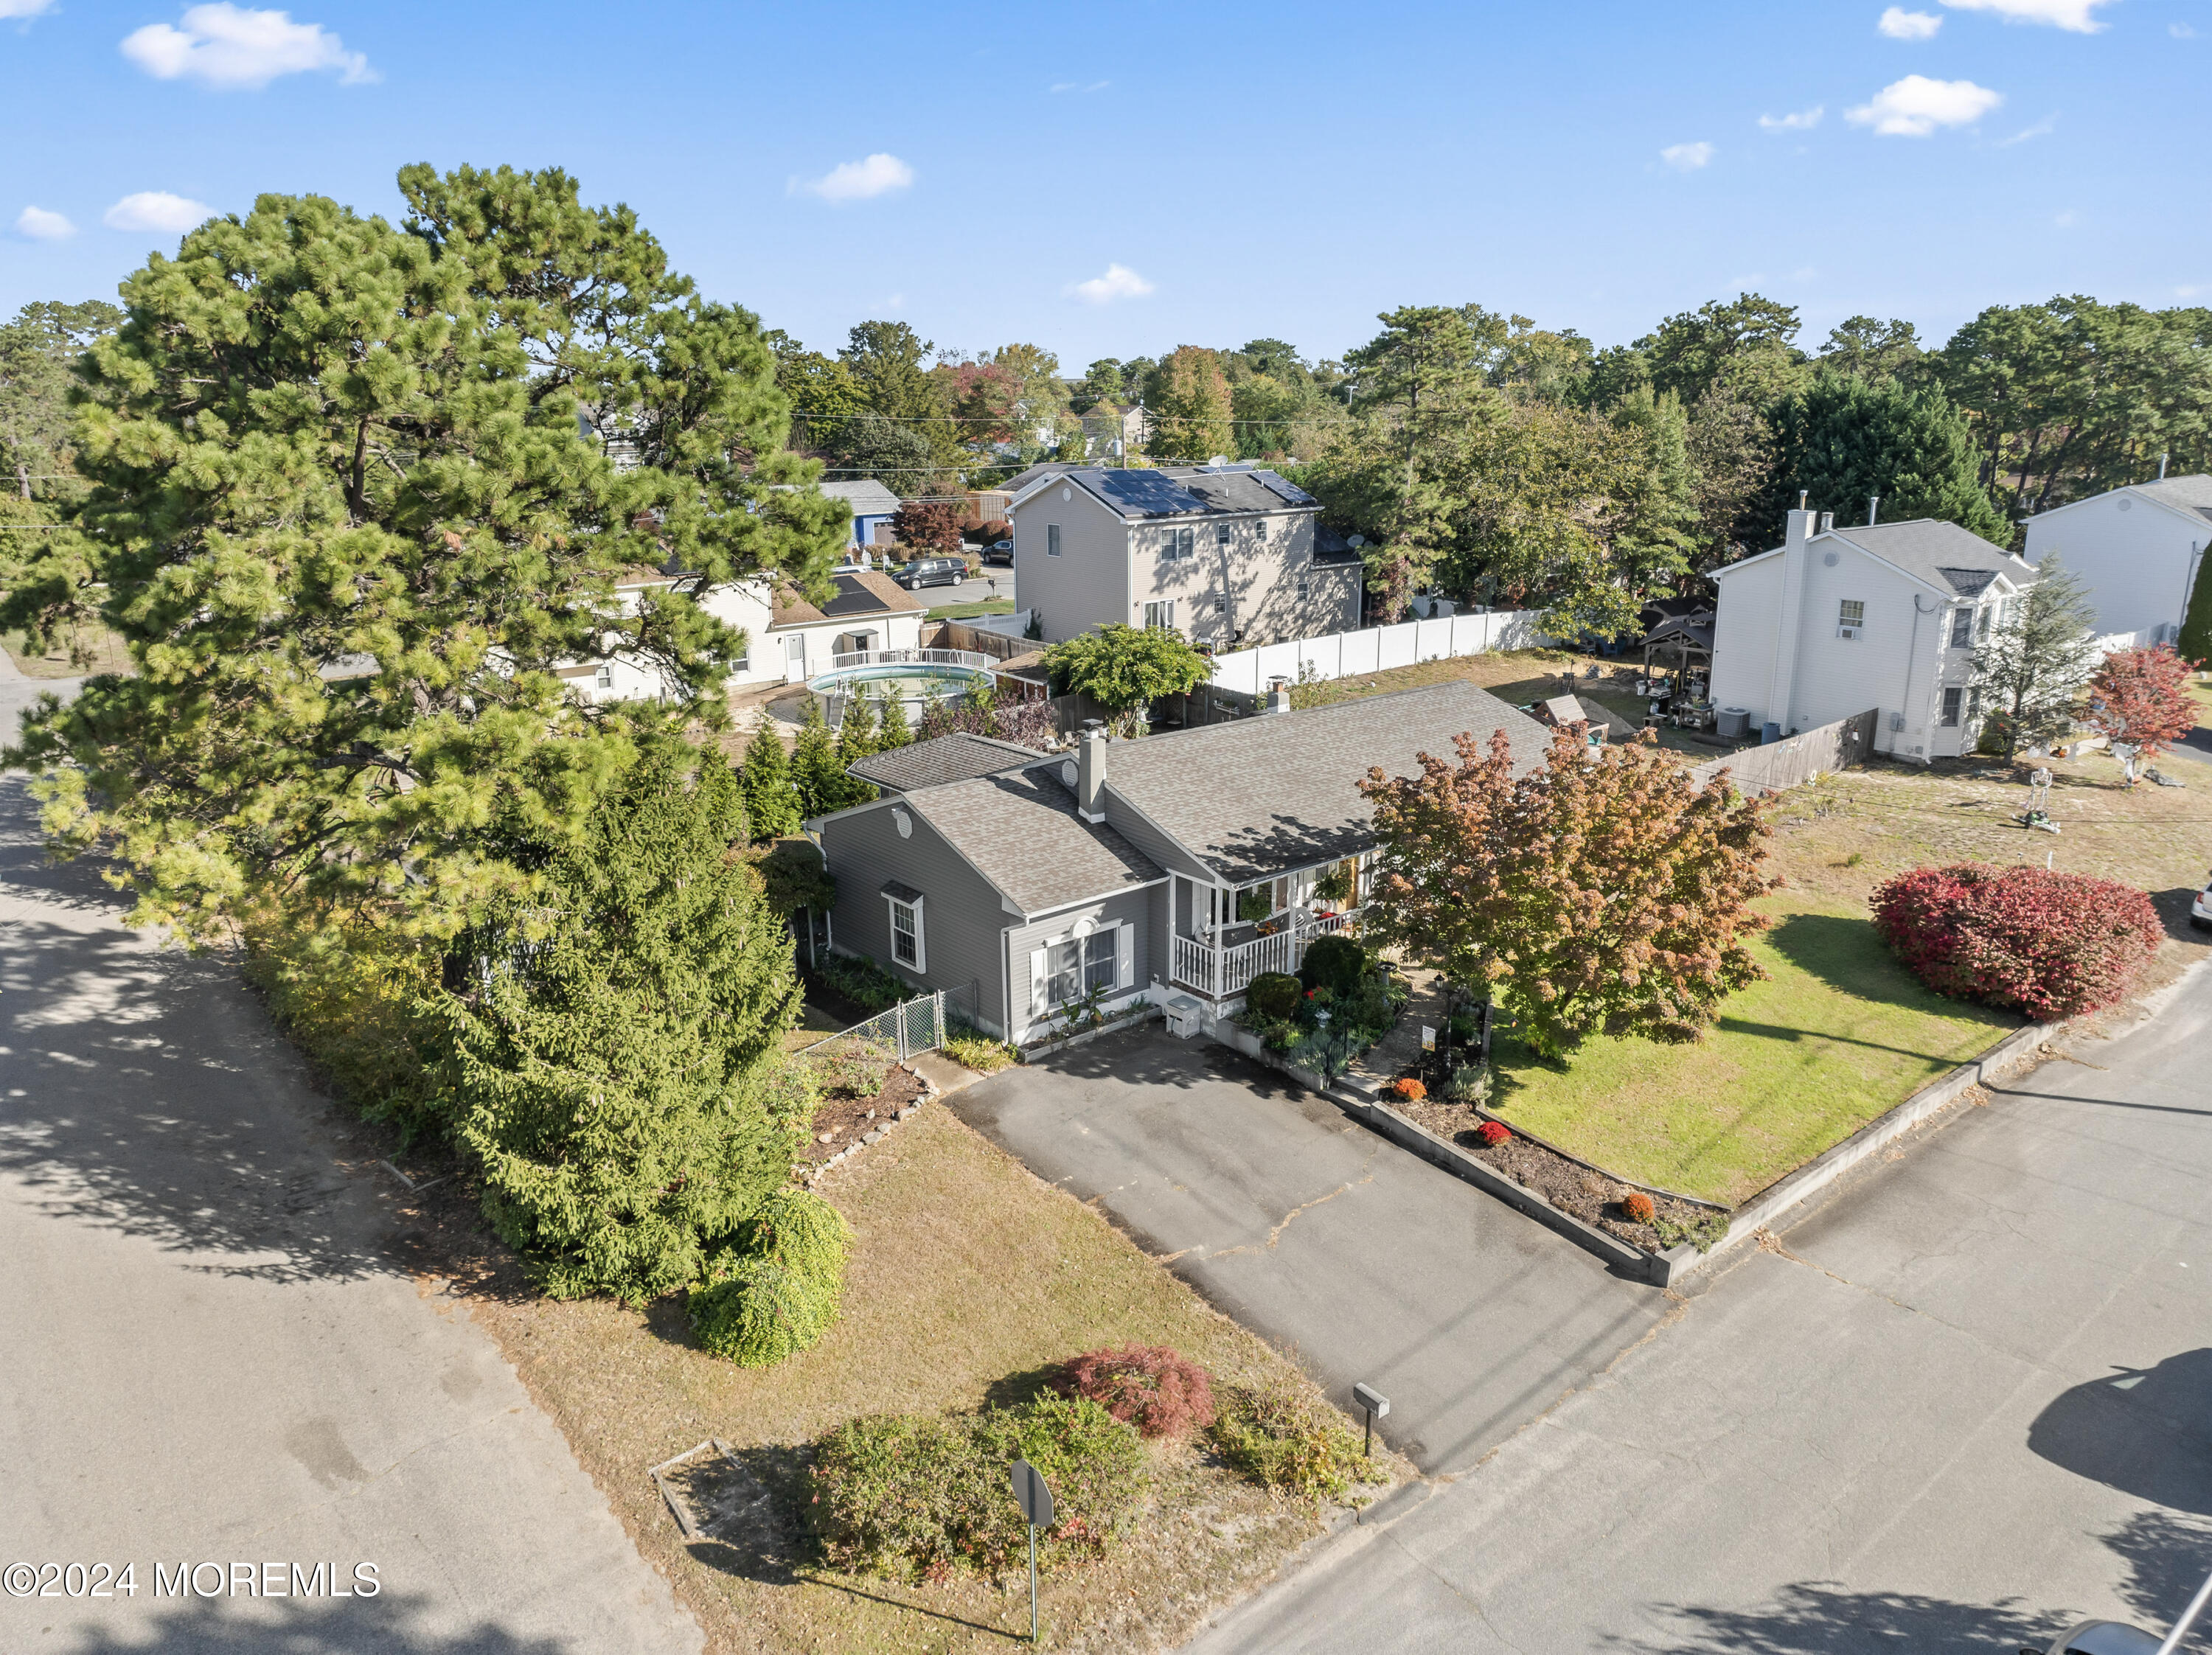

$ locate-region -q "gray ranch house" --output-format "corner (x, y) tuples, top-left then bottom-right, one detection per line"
(805, 680), (1546, 1043)
(1007, 462), (1363, 648)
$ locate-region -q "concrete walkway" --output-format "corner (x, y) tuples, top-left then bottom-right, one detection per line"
(0, 773), (700, 1655)
(1186, 964), (2212, 1654)
(953, 1027), (1666, 1474)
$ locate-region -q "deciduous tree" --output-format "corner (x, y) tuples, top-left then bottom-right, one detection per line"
(1042, 623), (1212, 715)
(890, 498), (964, 558)
(2084, 644), (2198, 776)
(1359, 726), (1772, 1058)
(1147, 346), (1234, 462)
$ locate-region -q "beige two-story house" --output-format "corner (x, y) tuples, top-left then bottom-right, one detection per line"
(1007, 464), (1362, 647)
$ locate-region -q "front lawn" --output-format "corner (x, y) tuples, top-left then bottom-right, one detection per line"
(928, 598), (1015, 620)
(443, 1103), (1388, 1654)
(1485, 893), (2014, 1207)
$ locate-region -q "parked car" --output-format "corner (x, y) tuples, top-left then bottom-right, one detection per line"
(2193, 871), (2211, 930)
(981, 538), (1014, 566)
(893, 557), (967, 590)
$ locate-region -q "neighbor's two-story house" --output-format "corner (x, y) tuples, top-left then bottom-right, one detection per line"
(1007, 464), (1362, 647)
(1708, 503), (2039, 762)
(2022, 473), (2211, 650)
(805, 680), (1545, 1042)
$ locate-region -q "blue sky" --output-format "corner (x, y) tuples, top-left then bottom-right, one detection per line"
(5, 0), (2208, 367)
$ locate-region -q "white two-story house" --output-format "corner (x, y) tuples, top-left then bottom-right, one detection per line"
(1708, 504), (2039, 762)
(2022, 473), (2211, 650)
(1007, 463), (1362, 647)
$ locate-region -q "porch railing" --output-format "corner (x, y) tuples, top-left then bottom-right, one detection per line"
(1171, 907), (1363, 1000)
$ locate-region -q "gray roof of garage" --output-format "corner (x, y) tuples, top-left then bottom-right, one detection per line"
(849, 732), (1040, 793)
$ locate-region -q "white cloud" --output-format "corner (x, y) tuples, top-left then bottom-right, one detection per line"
(2000, 111), (2059, 142)
(1660, 140), (1715, 170)
(2053, 209), (2078, 226)
(0, 0), (58, 18)
(1939, 0), (2115, 29)
(790, 153), (914, 203)
(2174, 21), (2197, 35)
(1846, 74), (2003, 135)
(1068, 263), (1155, 304)
(122, 4), (372, 88)
(1758, 106), (1823, 131)
(103, 190), (212, 233)
(14, 206), (75, 240)
(1879, 7), (1944, 36)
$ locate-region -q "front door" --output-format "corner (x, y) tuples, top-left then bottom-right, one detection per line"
(784, 634), (807, 683)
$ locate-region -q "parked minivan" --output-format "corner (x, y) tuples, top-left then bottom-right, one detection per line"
(893, 557), (967, 590)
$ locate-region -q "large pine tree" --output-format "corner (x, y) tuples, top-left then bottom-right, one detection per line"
(1767, 370), (2009, 545)
(442, 736), (808, 1303)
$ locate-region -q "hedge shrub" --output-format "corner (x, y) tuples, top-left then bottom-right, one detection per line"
(1246, 972), (1304, 1020)
(1620, 1191), (1657, 1224)
(689, 1188), (852, 1367)
(1052, 1345), (1215, 1440)
(1297, 933), (1368, 998)
(1208, 1377), (1371, 1501)
(810, 1393), (1147, 1581)
(1871, 863), (2162, 1022)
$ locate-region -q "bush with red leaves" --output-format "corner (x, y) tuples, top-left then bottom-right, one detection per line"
(1620, 1191), (1657, 1224)
(1051, 1345), (1216, 1440)
(1475, 1120), (1512, 1147)
(1871, 863), (2162, 1022)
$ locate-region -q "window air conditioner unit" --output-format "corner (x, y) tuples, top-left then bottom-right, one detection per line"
(1836, 625), (1860, 641)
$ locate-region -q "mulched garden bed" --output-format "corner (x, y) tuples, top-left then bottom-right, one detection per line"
(1388, 1091), (1729, 1255)
(801, 1062), (928, 1168)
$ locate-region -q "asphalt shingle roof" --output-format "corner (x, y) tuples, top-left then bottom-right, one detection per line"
(849, 733), (1042, 793)
(1042, 465), (1320, 523)
(1095, 680), (1551, 885)
(1822, 519), (2037, 595)
(818, 479), (902, 517)
(906, 767), (1161, 916)
(2126, 474), (2212, 523)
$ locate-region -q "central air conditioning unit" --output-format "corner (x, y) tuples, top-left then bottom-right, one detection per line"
(1836, 624), (1860, 641)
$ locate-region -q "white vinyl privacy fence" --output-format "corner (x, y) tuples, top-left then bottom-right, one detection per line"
(1207, 610), (1550, 697)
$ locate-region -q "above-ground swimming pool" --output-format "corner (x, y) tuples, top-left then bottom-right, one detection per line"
(806, 652), (995, 728)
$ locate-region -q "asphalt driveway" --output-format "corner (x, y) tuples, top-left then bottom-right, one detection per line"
(953, 1027), (1668, 1474)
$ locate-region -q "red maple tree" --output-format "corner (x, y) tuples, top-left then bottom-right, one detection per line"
(2084, 644), (2197, 770)
(888, 498), (964, 559)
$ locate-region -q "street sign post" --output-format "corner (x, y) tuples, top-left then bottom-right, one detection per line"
(1011, 1459), (1055, 1645)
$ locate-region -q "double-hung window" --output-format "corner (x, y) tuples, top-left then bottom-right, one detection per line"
(1044, 930), (1117, 1008)
(1939, 686), (1964, 728)
(883, 886), (925, 972)
(1047, 523), (1063, 557)
(1950, 606), (1974, 649)
(1164, 526), (1194, 560)
(1255, 518), (1268, 541)
(1217, 523), (1231, 546)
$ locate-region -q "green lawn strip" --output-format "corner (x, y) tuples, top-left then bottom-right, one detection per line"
(1484, 894), (2014, 1207)
(928, 599), (1015, 620)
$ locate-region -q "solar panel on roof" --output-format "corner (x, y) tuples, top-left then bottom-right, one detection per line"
(1093, 470), (1209, 516)
(1255, 471), (1315, 505)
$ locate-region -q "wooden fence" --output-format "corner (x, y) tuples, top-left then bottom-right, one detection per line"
(1688, 708), (1878, 797)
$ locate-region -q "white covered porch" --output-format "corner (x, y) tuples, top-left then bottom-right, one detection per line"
(1165, 854), (1373, 1004)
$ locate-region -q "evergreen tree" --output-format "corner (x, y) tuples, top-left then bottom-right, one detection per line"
(1768, 370), (2008, 545)
(2, 167), (849, 945)
(790, 700), (849, 818)
(836, 696), (879, 767)
(740, 722), (799, 841)
(442, 736), (809, 1303)
(1973, 555), (2103, 758)
(875, 692), (914, 750)
(2181, 548), (2212, 670)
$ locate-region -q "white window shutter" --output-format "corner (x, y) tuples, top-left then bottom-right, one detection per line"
(1031, 949), (1049, 1016)
(1116, 923), (1134, 990)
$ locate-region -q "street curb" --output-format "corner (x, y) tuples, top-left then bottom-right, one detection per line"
(1352, 1476), (1436, 1527)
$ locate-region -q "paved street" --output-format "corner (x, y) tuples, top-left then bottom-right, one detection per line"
(1186, 964), (2212, 1654)
(954, 1029), (1669, 1474)
(0, 665), (700, 1654)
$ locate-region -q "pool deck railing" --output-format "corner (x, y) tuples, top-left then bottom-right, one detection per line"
(824, 647), (992, 673)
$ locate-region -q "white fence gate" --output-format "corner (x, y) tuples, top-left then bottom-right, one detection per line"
(1207, 610), (1550, 697)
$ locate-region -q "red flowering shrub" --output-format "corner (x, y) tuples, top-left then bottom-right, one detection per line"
(1391, 1077), (1427, 1101)
(1871, 863), (2162, 1022)
(1051, 1345), (1215, 1440)
(1475, 1120), (1512, 1147)
(1620, 1191), (1657, 1224)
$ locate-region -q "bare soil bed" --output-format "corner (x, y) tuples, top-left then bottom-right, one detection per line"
(799, 1062), (926, 1168)
(1391, 1091), (1727, 1255)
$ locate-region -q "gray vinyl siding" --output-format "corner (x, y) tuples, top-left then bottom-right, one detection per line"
(818, 799), (1007, 1027)
(1007, 886), (1160, 1034)
(1013, 487), (1131, 644)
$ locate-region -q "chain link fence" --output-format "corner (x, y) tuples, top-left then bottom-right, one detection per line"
(796, 990), (947, 1077)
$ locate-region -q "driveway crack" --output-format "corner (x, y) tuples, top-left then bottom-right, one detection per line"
(1208, 1146), (1379, 1259)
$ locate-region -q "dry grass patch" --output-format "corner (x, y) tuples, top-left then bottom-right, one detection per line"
(439, 1104), (1396, 1655)
(2, 623), (133, 679)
